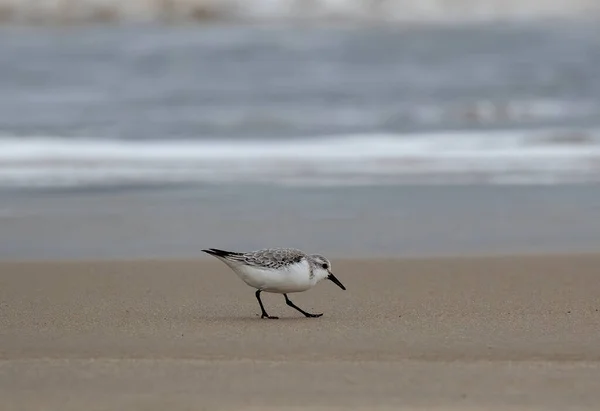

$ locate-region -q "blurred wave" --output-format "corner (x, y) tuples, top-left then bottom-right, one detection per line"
(0, 0), (599, 24)
(2, 127), (600, 188)
(1, 21), (599, 190)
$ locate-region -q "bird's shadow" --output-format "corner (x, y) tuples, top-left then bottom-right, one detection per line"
(205, 314), (325, 323)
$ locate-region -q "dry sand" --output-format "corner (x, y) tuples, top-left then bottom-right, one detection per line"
(1, 254), (600, 410)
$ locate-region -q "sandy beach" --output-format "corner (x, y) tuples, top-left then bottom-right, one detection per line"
(1, 253), (600, 410)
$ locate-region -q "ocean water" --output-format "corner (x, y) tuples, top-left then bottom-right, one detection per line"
(1, 20), (600, 259)
(1, 22), (600, 189)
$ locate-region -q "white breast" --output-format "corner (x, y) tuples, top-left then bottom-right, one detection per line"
(228, 259), (313, 294)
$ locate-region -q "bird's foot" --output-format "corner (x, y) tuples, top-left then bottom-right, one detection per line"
(261, 314), (279, 319)
(304, 313), (323, 318)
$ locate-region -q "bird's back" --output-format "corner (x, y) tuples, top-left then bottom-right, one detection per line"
(203, 247), (314, 293)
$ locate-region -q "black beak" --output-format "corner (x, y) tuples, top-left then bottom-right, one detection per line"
(328, 272), (346, 290)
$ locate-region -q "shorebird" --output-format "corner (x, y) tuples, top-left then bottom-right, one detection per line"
(202, 247), (346, 319)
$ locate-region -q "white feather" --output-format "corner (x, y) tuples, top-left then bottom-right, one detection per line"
(223, 258), (314, 293)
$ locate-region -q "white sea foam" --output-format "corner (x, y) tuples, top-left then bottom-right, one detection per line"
(0, 0), (599, 24)
(1, 127), (600, 188)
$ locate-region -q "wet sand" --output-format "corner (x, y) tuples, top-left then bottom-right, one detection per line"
(1, 254), (600, 410)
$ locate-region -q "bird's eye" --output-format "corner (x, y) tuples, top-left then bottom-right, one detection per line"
(322, 263), (328, 269)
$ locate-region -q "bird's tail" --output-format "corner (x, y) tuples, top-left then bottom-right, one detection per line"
(202, 248), (242, 258)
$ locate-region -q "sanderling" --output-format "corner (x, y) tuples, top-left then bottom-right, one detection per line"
(202, 247), (346, 319)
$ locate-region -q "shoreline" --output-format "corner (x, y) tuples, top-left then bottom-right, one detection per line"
(1, 248), (599, 263)
(3, 184), (600, 261)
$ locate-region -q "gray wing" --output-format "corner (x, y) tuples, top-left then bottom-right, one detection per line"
(242, 248), (306, 269)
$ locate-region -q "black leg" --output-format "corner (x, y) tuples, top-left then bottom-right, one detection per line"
(255, 290), (278, 319)
(284, 294), (323, 318)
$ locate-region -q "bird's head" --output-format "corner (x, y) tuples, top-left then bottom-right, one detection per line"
(310, 254), (346, 290)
